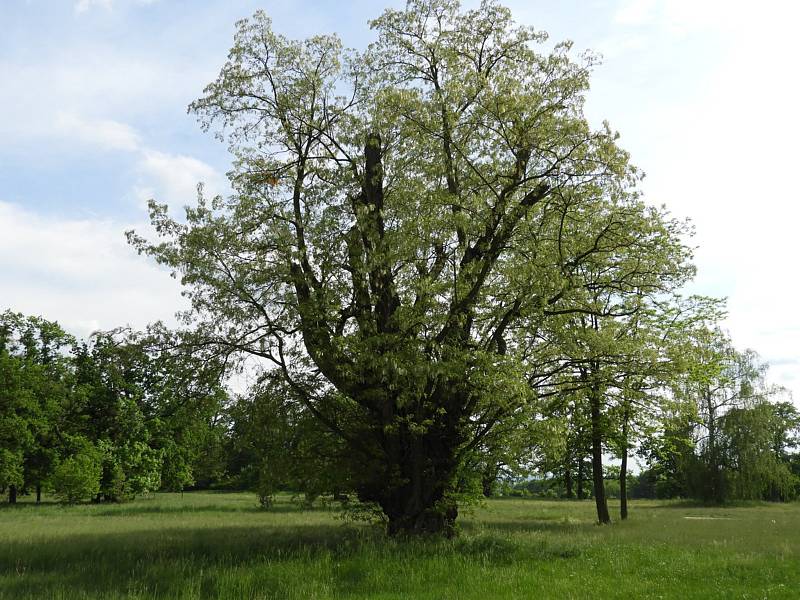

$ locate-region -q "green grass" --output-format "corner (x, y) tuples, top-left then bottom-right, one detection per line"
(1, 492), (798, 599)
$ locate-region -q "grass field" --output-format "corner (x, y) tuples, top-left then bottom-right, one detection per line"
(1, 492), (798, 599)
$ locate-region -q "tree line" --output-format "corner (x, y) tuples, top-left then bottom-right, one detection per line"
(0, 313), (226, 504)
(2, 306), (797, 519)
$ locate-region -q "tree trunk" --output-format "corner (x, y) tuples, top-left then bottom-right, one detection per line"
(590, 383), (610, 524)
(577, 459), (585, 500)
(9, 485), (17, 504)
(705, 389), (722, 503)
(564, 464), (574, 499)
(481, 469), (495, 498)
(620, 452), (628, 520)
(36, 484), (42, 504)
(385, 495), (458, 537)
(380, 442), (459, 537)
(620, 411), (629, 520)
(370, 408), (463, 537)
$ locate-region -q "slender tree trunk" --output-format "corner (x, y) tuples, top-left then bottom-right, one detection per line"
(620, 410), (629, 520)
(705, 389), (721, 503)
(590, 382), (610, 524)
(481, 470), (495, 498)
(577, 459), (585, 500)
(36, 484), (42, 504)
(9, 485), (17, 504)
(564, 464), (574, 499)
(620, 452), (628, 520)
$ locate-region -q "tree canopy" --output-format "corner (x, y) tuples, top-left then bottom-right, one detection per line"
(130, 0), (696, 534)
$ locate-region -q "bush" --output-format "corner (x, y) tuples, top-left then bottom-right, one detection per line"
(52, 450), (102, 504)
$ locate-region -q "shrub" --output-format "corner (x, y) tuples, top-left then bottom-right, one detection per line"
(52, 450), (102, 504)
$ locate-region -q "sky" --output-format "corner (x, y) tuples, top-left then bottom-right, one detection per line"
(1, 0), (798, 401)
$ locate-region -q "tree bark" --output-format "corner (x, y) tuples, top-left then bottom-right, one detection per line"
(9, 485), (17, 504)
(36, 484), (42, 504)
(620, 411), (629, 520)
(365, 394), (464, 537)
(380, 440), (459, 537)
(577, 459), (585, 500)
(590, 382), (610, 524)
(564, 464), (574, 499)
(620, 452), (628, 520)
(481, 466), (497, 498)
(705, 388), (722, 503)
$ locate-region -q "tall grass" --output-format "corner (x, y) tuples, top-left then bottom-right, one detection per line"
(1, 492), (797, 598)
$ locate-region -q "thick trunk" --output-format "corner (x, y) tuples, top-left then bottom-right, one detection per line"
(590, 385), (610, 524)
(9, 485), (17, 504)
(368, 401), (463, 537)
(380, 441), (458, 537)
(385, 495), (458, 537)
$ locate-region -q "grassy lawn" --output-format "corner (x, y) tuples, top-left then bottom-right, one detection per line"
(1, 492), (798, 599)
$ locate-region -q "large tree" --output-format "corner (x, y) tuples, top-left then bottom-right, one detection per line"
(131, 0), (693, 534)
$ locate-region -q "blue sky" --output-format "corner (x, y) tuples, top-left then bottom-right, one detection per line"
(1, 0), (798, 401)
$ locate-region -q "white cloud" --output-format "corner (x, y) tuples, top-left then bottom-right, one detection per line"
(33, 109), (225, 209)
(0, 44), (212, 157)
(74, 0), (112, 13)
(54, 112), (141, 152)
(0, 200), (185, 338)
(137, 149), (226, 206)
(614, 0), (658, 26)
(74, 0), (158, 13)
(613, 0), (798, 35)
(598, 0), (800, 402)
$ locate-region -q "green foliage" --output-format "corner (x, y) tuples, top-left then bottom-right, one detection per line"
(129, 0), (697, 535)
(0, 449), (24, 491)
(227, 372), (352, 507)
(640, 330), (799, 503)
(51, 446), (102, 504)
(0, 309), (227, 503)
(719, 402), (798, 501)
(0, 310), (74, 500)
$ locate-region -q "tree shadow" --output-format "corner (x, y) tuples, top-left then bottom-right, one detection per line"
(89, 503), (296, 517)
(0, 512), (593, 598)
(0, 522), (369, 598)
(0, 502), (58, 511)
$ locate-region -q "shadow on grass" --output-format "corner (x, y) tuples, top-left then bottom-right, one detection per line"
(89, 503), (300, 517)
(0, 523), (367, 598)
(0, 502), (59, 510)
(0, 513), (589, 598)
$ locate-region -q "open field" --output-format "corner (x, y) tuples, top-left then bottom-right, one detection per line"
(1, 493), (798, 599)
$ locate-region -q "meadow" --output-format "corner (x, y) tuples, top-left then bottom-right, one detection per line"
(1, 492), (798, 599)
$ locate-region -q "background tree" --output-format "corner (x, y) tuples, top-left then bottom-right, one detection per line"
(718, 400), (797, 501)
(70, 328), (227, 500)
(51, 443), (102, 504)
(225, 371), (351, 507)
(0, 311), (75, 504)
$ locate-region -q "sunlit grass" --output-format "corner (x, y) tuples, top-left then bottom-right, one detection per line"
(1, 492), (798, 599)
